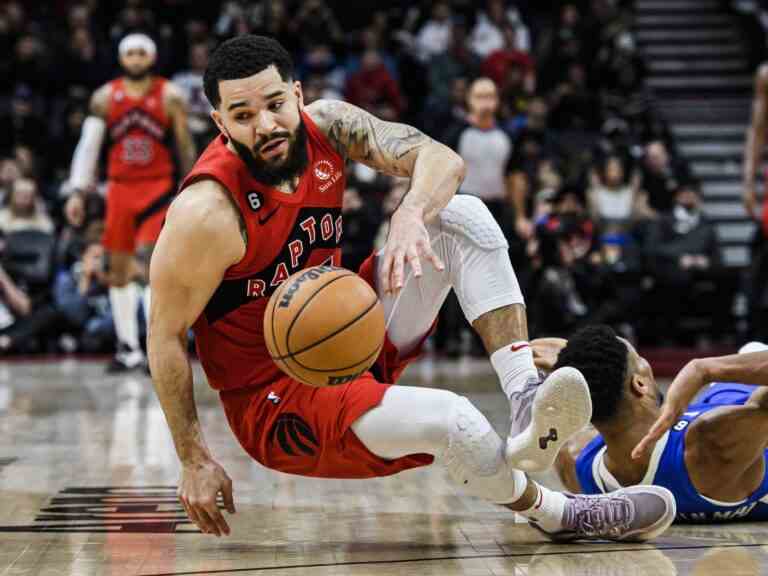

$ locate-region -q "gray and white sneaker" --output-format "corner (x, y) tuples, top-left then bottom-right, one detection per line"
(506, 366), (592, 472)
(532, 485), (677, 543)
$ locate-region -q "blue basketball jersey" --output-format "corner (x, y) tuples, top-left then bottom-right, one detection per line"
(575, 383), (768, 523)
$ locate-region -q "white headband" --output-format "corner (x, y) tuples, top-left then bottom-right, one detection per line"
(118, 33), (157, 58)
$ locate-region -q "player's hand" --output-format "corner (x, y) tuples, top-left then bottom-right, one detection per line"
(632, 359), (708, 460)
(744, 182), (760, 221)
(178, 458), (236, 536)
(380, 205), (444, 294)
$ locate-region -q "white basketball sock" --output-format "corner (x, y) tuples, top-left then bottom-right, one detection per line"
(109, 283), (140, 352)
(515, 483), (567, 532)
(490, 342), (539, 401)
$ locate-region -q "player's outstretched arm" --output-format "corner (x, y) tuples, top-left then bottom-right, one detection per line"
(682, 386), (768, 503)
(164, 82), (197, 176)
(68, 84), (110, 193)
(633, 351), (768, 460)
(307, 99), (465, 293)
(148, 179), (245, 536)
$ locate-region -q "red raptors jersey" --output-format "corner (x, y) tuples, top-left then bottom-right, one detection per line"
(180, 112), (345, 391)
(106, 77), (174, 181)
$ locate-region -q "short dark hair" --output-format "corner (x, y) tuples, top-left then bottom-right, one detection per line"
(203, 35), (294, 108)
(553, 325), (629, 424)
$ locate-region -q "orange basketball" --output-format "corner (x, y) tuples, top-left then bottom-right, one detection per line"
(263, 265), (385, 387)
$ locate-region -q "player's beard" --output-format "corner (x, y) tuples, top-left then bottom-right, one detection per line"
(228, 119), (309, 187)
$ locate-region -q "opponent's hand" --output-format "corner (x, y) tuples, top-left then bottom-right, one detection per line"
(178, 458), (236, 536)
(631, 359), (707, 460)
(380, 205), (444, 294)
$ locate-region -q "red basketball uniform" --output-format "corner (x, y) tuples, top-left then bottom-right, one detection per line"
(104, 77), (175, 252)
(179, 112), (433, 479)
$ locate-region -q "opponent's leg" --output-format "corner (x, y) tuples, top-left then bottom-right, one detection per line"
(106, 250), (145, 372)
(351, 385), (675, 542)
(379, 195), (591, 469)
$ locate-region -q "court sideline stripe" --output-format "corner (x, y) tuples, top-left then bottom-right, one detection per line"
(138, 541), (768, 576)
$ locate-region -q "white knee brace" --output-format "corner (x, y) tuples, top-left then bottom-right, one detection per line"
(431, 195), (524, 323)
(436, 195), (509, 251)
(441, 395), (527, 504)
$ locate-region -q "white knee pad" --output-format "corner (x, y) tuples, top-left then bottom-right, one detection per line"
(441, 395), (527, 504)
(431, 195), (524, 323)
(437, 195), (508, 251)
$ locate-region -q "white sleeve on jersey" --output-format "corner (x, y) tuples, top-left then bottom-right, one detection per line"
(68, 115), (106, 192)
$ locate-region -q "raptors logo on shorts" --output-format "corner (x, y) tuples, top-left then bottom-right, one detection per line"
(268, 413), (319, 456)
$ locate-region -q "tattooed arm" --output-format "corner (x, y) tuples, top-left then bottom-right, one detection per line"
(307, 99), (466, 292)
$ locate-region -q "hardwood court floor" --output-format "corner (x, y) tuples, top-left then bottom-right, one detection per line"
(0, 358), (766, 575)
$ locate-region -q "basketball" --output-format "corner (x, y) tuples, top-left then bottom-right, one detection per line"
(263, 265), (385, 387)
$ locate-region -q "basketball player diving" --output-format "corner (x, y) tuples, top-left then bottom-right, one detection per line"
(68, 33), (196, 372)
(536, 328), (768, 523)
(148, 35), (675, 540)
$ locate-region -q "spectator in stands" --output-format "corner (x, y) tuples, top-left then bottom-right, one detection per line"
(640, 140), (691, 215)
(645, 181), (736, 344)
(287, 0), (343, 51)
(345, 50), (404, 121)
(51, 100), (88, 185)
(549, 62), (601, 131)
(172, 42), (216, 151)
(415, 2), (453, 64)
(470, 0), (530, 58)
(10, 34), (49, 93)
(587, 155), (647, 229)
(0, 159), (21, 203)
(0, 178), (53, 235)
(53, 238), (113, 353)
(56, 26), (108, 94)
(297, 44), (345, 98)
(0, 263), (31, 350)
(482, 24), (536, 119)
(0, 85), (48, 158)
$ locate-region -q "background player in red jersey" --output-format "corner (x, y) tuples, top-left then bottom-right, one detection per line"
(148, 35), (675, 541)
(68, 33), (196, 372)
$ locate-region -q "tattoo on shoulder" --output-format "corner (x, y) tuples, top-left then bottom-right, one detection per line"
(311, 100), (431, 177)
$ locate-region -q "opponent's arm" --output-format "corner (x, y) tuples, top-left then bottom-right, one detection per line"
(148, 180), (244, 536)
(68, 84), (110, 192)
(684, 386), (768, 503)
(308, 99), (465, 292)
(744, 65), (768, 220)
(633, 351), (768, 459)
(165, 82), (197, 177)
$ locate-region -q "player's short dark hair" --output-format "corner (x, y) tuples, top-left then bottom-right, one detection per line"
(203, 35), (294, 108)
(553, 325), (629, 425)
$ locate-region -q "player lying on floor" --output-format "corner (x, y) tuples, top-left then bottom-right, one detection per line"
(534, 328), (768, 522)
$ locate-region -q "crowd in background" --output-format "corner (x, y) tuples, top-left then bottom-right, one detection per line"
(0, 0), (746, 356)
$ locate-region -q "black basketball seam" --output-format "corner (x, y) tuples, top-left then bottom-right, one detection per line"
(282, 272), (356, 358)
(278, 272), (357, 360)
(290, 339), (383, 373)
(269, 277), (304, 382)
(277, 294), (379, 361)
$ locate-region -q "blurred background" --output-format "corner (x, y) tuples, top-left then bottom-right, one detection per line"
(0, 0), (764, 363)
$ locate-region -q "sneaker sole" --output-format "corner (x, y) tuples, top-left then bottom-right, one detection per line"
(505, 366), (592, 472)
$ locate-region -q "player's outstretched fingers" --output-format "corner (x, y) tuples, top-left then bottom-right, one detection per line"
(222, 478), (236, 515)
(379, 251), (394, 294)
(406, 246), (422, 278)
(390, 249), (406, 292)
(179, 495), (204, 532)
(631, 410), (676, 460)
(189, 498), (218, 535)
(204, 497), (230, 536)
(421, 240), (444, 272)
